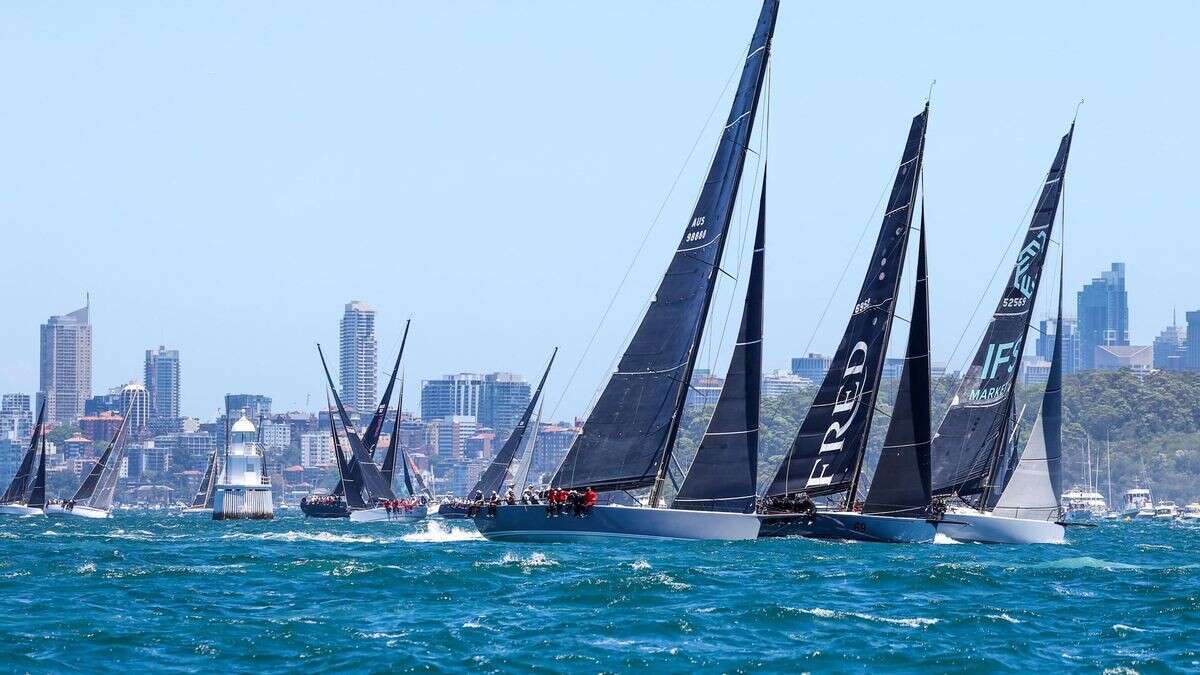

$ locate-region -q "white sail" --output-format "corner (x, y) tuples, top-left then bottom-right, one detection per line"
(993, 412), (1059, 521)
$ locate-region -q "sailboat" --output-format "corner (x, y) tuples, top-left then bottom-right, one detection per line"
(929, 124), (1075, 544)
(47, 399), (134, 518)
(182, 450), (219, 515)
(440, 349), (555, 519)
(474, 0), (776, 542)
(0, 400), (48, 517)
(301, 322), (410, 519)
(313, 341), (419, 523)
(758, 105), (932, 543)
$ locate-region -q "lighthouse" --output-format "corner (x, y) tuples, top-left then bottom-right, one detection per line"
(212, 415), (274, 520)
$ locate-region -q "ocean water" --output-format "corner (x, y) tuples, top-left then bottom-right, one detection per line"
(1, 513), (1197, 673)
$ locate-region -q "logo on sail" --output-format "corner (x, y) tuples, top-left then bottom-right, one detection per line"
(1012, 232), (1047, 299)
(967, 338), (1023, 402)
(807, 341), (868, 487)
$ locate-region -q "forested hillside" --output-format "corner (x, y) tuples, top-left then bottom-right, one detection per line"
(673, 369), (1200, 504)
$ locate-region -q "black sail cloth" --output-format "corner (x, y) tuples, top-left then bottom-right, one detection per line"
(674, 170), (766, 514)
(553, 0), (778, 493)
(930, 127), (1073, 500)
(1, 400), (45, 504)
(863, 219), (932, 517)
(470, 350), (556, 499)
(766, 108), (927, 502)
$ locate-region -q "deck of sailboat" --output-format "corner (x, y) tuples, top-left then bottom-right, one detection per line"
(474, 504), (761, 542)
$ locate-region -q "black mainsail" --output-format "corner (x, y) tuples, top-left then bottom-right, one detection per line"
(766, 107), (928, 504)
(1, 400), (45, 504)
(70, 400), (134, 509)
(862, 217), (932, 517)
(327, 393), (367, 510)
(381, 380), (404, 486)
(470, 350), (556, 499)
(930, 126), (1073, 502)
(552, 0), (777, 498)
(361, 320), (410, 452)
(674, 170), (766, 514)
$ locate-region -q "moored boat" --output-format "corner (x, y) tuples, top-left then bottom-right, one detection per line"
(1122, 488), (1154, 519)
(1154, 501), (1179, 520)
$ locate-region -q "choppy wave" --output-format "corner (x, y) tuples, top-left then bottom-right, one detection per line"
(0, 515), (1196, 671)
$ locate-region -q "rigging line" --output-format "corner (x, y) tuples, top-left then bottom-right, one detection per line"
(548, 49), (746, 424)
(801, 144), (896, 357)
(936, 166), (1049, 401)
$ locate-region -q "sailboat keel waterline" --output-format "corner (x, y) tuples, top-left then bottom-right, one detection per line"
(757, 512), (936, 543)
(46, 504), (111, 519)
(0, 503), (44, 517)
(349, 504), (429, 523)
(934, 508), (1065, 544)
(474, 504), (761, 542)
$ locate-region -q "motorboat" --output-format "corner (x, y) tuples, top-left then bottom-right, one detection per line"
(1153, 501), (1179, 520)
(1061, 487), (1108, 521)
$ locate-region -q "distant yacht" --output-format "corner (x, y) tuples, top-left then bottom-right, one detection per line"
(1061, 487), (1107, 522)
(1122, 488), (1154, 519)
(1179, 502), (1200, 522)
(212, 414), (274, 520)
(0, 401), (48, 517)
(1153, 501), (1179, 520)
(48, 399), (133, 519)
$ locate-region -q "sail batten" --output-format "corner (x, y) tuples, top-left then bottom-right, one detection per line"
(674, 168), (766, 514)
(552, 0), (778, 493)
(930, 126), (1074, 499)
(766, 108), (928, 501)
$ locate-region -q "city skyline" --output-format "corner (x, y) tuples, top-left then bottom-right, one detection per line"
(1, 2), (1199, 420)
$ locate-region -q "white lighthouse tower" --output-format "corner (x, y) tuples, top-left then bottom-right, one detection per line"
(212, 415), (274, 520)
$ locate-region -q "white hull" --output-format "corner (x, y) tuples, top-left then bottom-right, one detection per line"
(349, 505), (429, 522)
(181, 507), (213, 515)
(935, 510), (1064, 544)
(46, 504), (111, 519)
(474, 503), (761, 542)
(758, 511), (936, 543)
(0, 503), (44, 517)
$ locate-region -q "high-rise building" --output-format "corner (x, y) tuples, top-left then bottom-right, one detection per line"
(480, 373), (531, 438)
(120, 383), (150, 432)
(39, 304), (92, 424)
(144, 346), (181, 425)
(1153, 319), (1187, 371)
(1077, 263), (1130, 370)
(422, 373), (483, 421)
(1035, 316), (1081, 375)
(339, 301), (378, 414)
(791, 353), (832, 383)
(1186, 311), (1200, 372)
(762, 370), (811, 398)
(0, 394), (32, 442)
(299, 432), (334, 468)
(226, 394), (272, 422)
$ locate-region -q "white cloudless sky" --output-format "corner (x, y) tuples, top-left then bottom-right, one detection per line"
(1, 1), (1196, 420)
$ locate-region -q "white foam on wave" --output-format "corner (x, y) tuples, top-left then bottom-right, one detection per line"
(77, 561), (97, 574)
(792, 606), (939, 629)
(933, 533), (961, 545)
(987, 613), (1020, 624)
(221, 531), (382, 544)
(1111, 623), (1146, 634)
(401, 520), (483, 543)
(630, 559), (651, 571)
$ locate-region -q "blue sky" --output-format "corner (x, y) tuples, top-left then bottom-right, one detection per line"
(1, 1), (1196, 420)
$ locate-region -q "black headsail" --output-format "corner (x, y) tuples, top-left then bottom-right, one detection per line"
(766, 107), (927, 504)
(317, 345), (396, 502)
(863, 215), (932, 517)
(381, 379), (404, 486)
(553, 0), (777, 498)
(471, 349), (557, 499)
(1, 400), (45, 504)
(674, 169), (766, 514)
(27, 434), (47, 510)
(190, 451), (218, 508)
(361, 320), (410, 452)
(71, 398), (134, 507)
(930, 126), (1073, 501)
